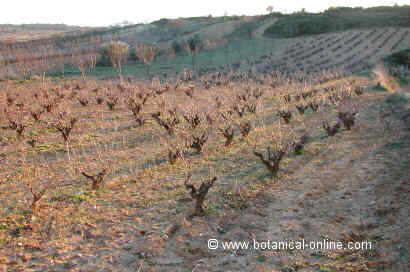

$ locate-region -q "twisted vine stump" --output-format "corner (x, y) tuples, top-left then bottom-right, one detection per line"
(338, 111), (358, 130)
(28, 186), (47, 213)
(184, 174), (217, 217)
(168, 149), (183, 165)
(278, 110), (292, 124)
(239, 121), (252, 138)
(254, 147), (286, 176)
(219, 126), (234, 146)
(189, 132), (208, 154)
(323, 120), (341, 136)
(291, 134), (310, 155)
(82, 169), (107, 190)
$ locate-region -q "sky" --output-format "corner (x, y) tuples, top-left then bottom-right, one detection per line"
(0, 0), (407, 27)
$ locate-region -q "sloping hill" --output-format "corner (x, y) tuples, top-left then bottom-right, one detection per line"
(1, 5), (410, 81)
(252, 17), (278, 38)
(0, 24), (90, 42)
(254, 27), (410, 74)
(264, 6), (410, 38)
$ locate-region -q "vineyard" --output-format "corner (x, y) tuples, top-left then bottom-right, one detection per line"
(256, 27), (410, 74)
(0, 7), (410, 272)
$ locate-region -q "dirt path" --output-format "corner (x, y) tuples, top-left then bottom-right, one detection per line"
(252, 17), (278, 39)
(258, 94), (410, 271)
(240, 91), (410, 271)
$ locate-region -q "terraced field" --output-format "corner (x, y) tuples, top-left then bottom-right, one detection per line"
(255, 27), (410, 74)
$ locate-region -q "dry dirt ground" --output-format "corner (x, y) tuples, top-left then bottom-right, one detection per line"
(1, 78), (409, 272)
(134, 88), (410, 272)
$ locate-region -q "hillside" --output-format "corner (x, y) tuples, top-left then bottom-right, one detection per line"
(264, 6), (410, 38)
(257, 27), (410, 74)
(0, 24), (92, 42)
(0, 5), (409, 81)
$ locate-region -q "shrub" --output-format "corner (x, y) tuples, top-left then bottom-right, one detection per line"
(171, 40), (183, 55)
(387, 49), (410, 66)
(185, 34), (203, 72)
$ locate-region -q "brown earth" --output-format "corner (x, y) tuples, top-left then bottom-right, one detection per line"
(0, 72), (409, 271)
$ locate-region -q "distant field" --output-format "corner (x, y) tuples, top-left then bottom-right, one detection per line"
(57, 26), (410, 81)
(0, 24), (90, 42)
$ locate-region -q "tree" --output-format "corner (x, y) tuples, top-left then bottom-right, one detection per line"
(71, 50), (98, 81)
(135, 44), (157, 77)
(171, 40), (183, 55)
(12, 46), (35, 79)
(267, 6), (274, 14)
(0, 52), (6, 77)
(100, 41), (129, 79)
(55, 49), (68, 78)
(185, 35), (203, 73)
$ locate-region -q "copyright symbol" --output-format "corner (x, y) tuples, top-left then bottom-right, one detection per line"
(208, 239), (219, 250)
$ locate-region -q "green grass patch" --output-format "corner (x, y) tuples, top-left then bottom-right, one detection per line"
(58, 38), (278, 80)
